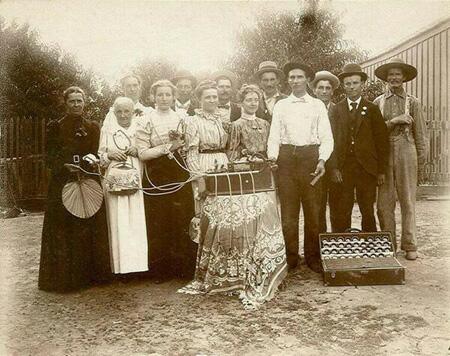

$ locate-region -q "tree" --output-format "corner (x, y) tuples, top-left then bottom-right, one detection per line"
(130, 57), (177, 106)
(226, 1), (367, 88)
(0, 18), (113, 123)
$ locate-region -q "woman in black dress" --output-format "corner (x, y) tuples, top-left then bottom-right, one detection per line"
(38, 86), (112, 292)
(136, 80), (196, 279)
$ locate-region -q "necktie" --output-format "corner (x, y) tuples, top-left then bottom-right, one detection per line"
(349, 102), (358, 149)
(218, 104), (230, 109)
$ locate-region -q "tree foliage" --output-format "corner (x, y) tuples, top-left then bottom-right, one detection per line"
(227, 1), (367, 88)
(0, 18), (113, 122)
(129, 57), (177, 106)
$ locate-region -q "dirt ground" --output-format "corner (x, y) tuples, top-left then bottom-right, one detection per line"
(1, 200), (449, 356)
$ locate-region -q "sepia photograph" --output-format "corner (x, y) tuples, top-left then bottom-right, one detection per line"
(0, 0), (449, 355)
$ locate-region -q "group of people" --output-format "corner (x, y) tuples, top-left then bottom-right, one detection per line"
(38, 57), (427, 308)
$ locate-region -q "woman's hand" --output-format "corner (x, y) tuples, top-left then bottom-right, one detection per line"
(107, 151), (127, 161)
(169, 138), (185, 152)
(125, 146), (138, 157)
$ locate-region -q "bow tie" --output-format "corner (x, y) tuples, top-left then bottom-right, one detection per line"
(218, 104), (230, 110)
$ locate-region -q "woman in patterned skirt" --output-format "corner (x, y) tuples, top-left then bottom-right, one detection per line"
(178, 81), (287, 309)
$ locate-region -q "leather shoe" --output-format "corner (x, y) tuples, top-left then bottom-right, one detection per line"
(406, 251), (418, 260)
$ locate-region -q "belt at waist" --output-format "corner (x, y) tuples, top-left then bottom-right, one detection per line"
(199, 149), (225, 154)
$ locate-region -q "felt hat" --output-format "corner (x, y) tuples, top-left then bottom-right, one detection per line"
(309, 70), (340, 90)
(374, 57), (417, 82)
(282, 62), (314, 80)
(253, 61), (284, 80)
(338, 63), (368, 82)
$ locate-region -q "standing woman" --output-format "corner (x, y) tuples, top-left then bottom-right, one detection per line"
(179, 81), (287, 309)
(98, 97), (148, 274)
(39, 86), (112, 292)
(136, 80), (196, 279)
(228, 84), (271, 161)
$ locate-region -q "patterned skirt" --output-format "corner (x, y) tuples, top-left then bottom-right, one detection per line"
(178, 190), (287, 309)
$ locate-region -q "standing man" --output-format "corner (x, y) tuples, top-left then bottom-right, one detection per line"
(267, 62), (334, 273)
(374, 58), (427, 260)
(171, 69), (197, 117)
(211, 69), (241, 122)
(310, 70), (340, 232)
(329, 63), (389, 233)
(102, 74), (152, 129)
(253, 61), (287, 122)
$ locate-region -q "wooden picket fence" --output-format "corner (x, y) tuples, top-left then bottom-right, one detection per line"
(0, 117), (48, 204)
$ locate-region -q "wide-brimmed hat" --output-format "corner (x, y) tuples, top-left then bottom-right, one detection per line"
(338, 63), (368, 82)
(253, 61), (284, 80)
(309, 70), (340, 90)
(374, 57), (417, 82)
(171, 70), (197, 87)
(211, 69), (239, 88)
(283, 62), (314, 80)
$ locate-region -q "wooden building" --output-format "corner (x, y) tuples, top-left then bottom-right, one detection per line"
(361, 18), (450, 185)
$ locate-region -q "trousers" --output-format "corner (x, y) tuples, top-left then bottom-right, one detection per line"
(377, 135), (418, 251)
(277, 145), (323, 268)
(329, 156), (377, 232)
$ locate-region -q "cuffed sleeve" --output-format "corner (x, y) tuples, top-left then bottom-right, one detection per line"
(184, 120), (201, 173)
(135, 119), (171, 161)
(227, 121), (242, 161)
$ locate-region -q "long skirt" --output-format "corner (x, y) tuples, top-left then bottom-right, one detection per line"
(39, 173), (112, 292)
(143, 152), (197, 278)
(178, 190), (287, 308)
(104, 188), (148, 274)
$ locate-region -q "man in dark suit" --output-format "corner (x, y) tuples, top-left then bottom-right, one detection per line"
(329, 63), (389, 232)
(171, 70), (198, 116)
(309, 70), (340, 233)
(211, 70), (241, 122)
(253, 61), (287, 122)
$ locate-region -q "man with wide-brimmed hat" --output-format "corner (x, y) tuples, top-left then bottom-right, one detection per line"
(329, 63), (389, 233)
(253, 61), (288, 122)
(309, 70), (340, 233)
(267, 62), (334, 273)
(211, 69), (241, 122)
(171, 69), (198, 117)
(373, 58), (427, 260)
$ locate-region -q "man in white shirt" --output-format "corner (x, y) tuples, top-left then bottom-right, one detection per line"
(171, 70), (197, 117)
(267, 62), (334, 273)
(102, 74), (152, 129)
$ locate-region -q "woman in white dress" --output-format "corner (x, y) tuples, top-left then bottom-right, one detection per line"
(98, 97), (148, 274)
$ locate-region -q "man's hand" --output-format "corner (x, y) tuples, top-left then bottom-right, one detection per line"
(331, 168), (343, 184)
(107, 151), (127, 161)
(311, 160), (326, 179)
(390, 114), (414, 125)
(377, 173), (385, 186)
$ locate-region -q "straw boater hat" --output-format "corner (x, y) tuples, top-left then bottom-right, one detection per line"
(338, 63), (368, 82)
(309, 70), (340, 90)
(171, 69), (197, 87)
(253, 61), (284, 80)
(211, 69), (239, 88)
(282, 62), (314, 80)
(374, 57), (417, 82)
